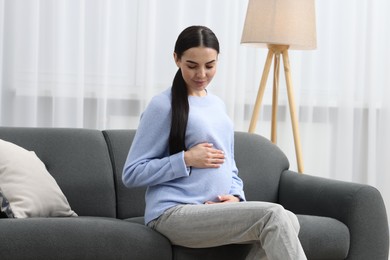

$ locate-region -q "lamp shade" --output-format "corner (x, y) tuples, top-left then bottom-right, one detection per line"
(241, 0), (317, 50)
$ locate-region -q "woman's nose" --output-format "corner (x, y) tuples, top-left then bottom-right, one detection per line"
(197, 67), (206, 78)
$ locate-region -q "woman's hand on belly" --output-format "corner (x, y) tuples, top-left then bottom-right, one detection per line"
(204, 194), (240, 204)
(184, 143), (225, 168)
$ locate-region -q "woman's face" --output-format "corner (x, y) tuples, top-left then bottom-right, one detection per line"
(174, 47), (218, 96)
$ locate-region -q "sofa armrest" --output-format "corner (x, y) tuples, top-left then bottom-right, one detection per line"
(279, 170), (389, 260)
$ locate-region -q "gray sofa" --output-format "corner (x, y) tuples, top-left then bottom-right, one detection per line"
(0, 127), (388, 260)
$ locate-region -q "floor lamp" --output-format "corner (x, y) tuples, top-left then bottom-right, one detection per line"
(241, 0), (317, 173)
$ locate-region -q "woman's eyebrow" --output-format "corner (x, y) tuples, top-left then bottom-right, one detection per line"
(185, 60), (216, 65)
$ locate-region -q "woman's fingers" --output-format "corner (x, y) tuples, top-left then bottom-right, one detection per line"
(185, 142), (225, 168)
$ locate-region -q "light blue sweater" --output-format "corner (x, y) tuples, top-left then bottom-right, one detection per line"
(122, 88), (246, 224)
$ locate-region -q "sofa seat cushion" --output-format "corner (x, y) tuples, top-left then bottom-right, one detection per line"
(125, 216), (252, 260)
(0, 216), (172, 260)
(125, 216), (145, 225)
(126, 214), (350, 260)
(173, 244), (253, 260)
(298, 214), (350, 259)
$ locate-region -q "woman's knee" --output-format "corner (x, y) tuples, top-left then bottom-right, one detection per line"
(286, 210), (300, 233)
(267, 204), (300, 234)
(266, 203), (285, 217)
(262, 204), (297, 226)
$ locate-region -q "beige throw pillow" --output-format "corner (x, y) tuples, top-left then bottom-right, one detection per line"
(0, 139), (77, 218)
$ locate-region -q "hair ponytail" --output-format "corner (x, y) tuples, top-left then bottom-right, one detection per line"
(169, 69), (189, 154)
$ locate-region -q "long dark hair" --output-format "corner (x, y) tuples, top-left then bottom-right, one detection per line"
(169, 26), (220, 155)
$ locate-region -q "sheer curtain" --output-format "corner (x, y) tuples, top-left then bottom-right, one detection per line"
(1, 0), (389, 224)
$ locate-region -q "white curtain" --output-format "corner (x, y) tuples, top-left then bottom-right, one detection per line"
(1, 0), (389, 224)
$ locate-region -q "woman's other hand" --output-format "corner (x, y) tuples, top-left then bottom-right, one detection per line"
(204, 195), (240, 204)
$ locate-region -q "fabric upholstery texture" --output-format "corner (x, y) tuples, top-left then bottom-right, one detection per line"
(0, 188), (13, 218)
(0, 127), (388, 260)
(297, 214), (350, 259)
(0, 128), (116, 217)
(0, 217), (171, 260)
(172, 244), (253, 260)
(233, 131), (289, 202)
(103, 130), (146, 219)
(279, 170), (389, 259)
(0, 139), (77, 218)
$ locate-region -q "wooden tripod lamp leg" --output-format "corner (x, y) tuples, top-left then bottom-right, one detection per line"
(248, 49), (274, 133)
(281, 49), (304, 173)
(271, 52), (281, 144)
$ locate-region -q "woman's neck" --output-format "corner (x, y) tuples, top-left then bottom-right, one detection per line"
(188, 89), (207, 97)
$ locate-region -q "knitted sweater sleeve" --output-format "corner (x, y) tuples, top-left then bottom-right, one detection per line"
(229, 132), (246, 201)
(122, 94), (190, 188)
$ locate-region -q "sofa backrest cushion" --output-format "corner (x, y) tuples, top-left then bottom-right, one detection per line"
(233, 132), (289, 202)
(103, 129), (145, 219)
(0, 127), (116, 217)
(104, 130), (289, 219)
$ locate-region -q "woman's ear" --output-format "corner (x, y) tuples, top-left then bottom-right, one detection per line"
(173, 52), (180, 67)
